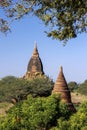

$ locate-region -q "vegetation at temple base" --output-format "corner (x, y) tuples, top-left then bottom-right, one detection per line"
(0, 95), (87, 130)
(50, 101), (87, 130)
(0, 94), (71, 130)
(0, 76), (87, 103)
(0, 0), (87, 43)
(0, 76), (87, 129)
(0, 76), (53, 102)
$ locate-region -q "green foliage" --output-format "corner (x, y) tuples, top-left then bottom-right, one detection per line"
(0, 76), (28, 102)
(1, 95), (87, 130)
(68, 81), (78, 92)
(27, 76), (54, 97)
(0, 0), (87, 42)
(0, 95), (56, 129)
(77, 80), (87, 96)
(52, 101), (87, 130)
(0, 76), (53, 102)
(59, 101), (71, 119)
(68, 80), (87, 95)
(69, 101), (87, 130)
(0, 102), (22, 130)
(0, 94), (72, 130)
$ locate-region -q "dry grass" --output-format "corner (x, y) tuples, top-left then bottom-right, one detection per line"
(71, 92), (87, 104)
(0, 102), (13, 117)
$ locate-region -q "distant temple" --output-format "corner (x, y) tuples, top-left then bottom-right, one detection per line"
(52, 66), (76, 112)
(24, 43), (44, 79)
(24, 43), (76, 112)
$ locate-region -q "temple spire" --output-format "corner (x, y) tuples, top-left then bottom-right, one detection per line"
(60, 66), (63, 72)
(52, 66), (76, 112)
(34, 41), (37, 48)
(24, 42), (44, 79)
(32, 42), (39, 57)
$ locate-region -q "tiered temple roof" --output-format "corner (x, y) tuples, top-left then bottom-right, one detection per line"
(24, 43), (44, 79)
(52, 66), (76, 112)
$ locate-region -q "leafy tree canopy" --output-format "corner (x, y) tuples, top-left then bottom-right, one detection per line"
(68, 81), (78, 92)
(51, 101), (87, 130)
(68, 80), (87, 95)
(0, 94), (71, 130)
(0, 0), (87, 42)
(1, 94), (87, 130)
(0, 76), (53, 102)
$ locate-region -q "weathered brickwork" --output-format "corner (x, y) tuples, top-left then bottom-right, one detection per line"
(24, 44), (44, 79)
(23, 44), (76, 112)
(52, 66), (76, 112)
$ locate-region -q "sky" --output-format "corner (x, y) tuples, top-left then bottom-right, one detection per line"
(0, 15), (87, 83)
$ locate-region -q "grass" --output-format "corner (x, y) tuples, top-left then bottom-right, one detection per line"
(71, 92), (87, 104)
(0, 102), (13, 117)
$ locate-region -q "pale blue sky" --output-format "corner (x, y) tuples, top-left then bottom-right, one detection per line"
(0, 15), (87, 83)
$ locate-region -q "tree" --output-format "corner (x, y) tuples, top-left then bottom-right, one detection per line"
(0, 0), (87, 42)
(0, 94), (72, 130)
(68, 81), (78, 92)
(77, 80), (87, 95)
(0, 76), (53, 102)
(51, 101), (87, 130)
(0, 76), (29, 102)
(27, 76), (54, 97)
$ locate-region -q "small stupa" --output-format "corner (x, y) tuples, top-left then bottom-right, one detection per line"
(24, 43), (44, 79)
(52, 66), (76, 112)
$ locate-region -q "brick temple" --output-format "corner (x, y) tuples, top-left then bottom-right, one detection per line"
(52, 66), (76, 112)
(24, 44), (44, 79)
(24, 44), (76, 112)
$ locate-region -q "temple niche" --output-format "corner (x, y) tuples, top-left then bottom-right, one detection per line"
(24, 43), (44, 79)
(52, 66), (76, 112)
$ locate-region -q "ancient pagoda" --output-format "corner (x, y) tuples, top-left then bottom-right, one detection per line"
(52, 66), (76, 112)
(24, 43), (44, 79)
